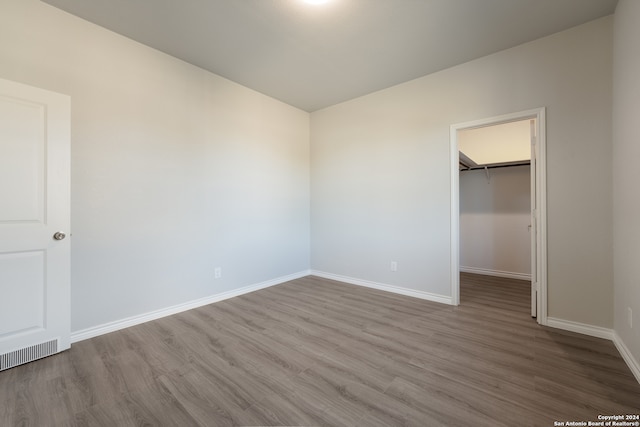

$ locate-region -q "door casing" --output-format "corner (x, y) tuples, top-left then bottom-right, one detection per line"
(449, 107), (547, 324)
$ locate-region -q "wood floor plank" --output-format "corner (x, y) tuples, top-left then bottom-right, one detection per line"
(74, 376), (198, 427)
(1, 272), (639, 426)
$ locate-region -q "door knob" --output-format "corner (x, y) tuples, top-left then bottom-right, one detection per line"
(53, 231), (66, 241)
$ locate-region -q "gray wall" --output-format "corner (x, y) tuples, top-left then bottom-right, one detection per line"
(0, 0), (622, 339)
(613, 0), (640, 374)
(0, 0), (311, 333)
(460, 165), (531, 278)
(311, 17), (613, 327)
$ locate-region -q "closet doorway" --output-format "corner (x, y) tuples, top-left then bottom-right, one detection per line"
(449, 108), (547, 324)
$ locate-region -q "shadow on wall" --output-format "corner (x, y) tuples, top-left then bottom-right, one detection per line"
(460, 165), (531, 275)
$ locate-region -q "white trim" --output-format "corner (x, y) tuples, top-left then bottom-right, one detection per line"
(613, 333), (640, 384)
(71, 270), (311, 343)
(450, 107), (547, 324)
(310, 270), (453, 305)
(545, 318), (640, 385)
(450, 124), (460, 306)
(460, 266), (531, 281)
(546, 317), (614, 340)
(536, 108), (548, 325)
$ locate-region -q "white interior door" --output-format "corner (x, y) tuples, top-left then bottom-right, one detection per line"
(530, 119), (537, 318)
(0, 78), (70, 371)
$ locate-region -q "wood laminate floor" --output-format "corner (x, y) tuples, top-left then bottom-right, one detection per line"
(1, 273), (639, 426)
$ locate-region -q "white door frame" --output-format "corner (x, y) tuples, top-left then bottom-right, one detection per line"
(449, 107), (547, 324)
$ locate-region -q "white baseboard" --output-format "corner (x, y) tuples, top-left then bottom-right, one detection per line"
(460, 266), (531, 281)
(613, 332), (640, 384)
(539, 319), (640, 385)
(71, 270), (311, 343)
(70, 269), (640, 386)
(545, 317), (614, 340)
(310, 270), (452, 305)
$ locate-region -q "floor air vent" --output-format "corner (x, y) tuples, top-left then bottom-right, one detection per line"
(0, 339), (58, 371)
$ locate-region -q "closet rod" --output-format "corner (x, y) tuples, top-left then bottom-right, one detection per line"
(460, 162), (530, 172)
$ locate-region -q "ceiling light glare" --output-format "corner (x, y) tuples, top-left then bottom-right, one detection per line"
(303, 0), (330, 5)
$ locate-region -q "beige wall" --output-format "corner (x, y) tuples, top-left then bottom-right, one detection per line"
(311, 17), (613, 327)
(613, 0), (640, 372)
(460, 166), (531, 278)
(0, 0), (310, 333)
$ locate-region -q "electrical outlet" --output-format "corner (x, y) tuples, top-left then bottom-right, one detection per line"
(214, 267), (222, 279)
(390, 261), (398, 272)
(628, 307), (633, 329)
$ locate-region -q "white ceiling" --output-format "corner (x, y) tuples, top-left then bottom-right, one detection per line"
(459, 119), (531, 167)
(41, 0), (617, 112)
